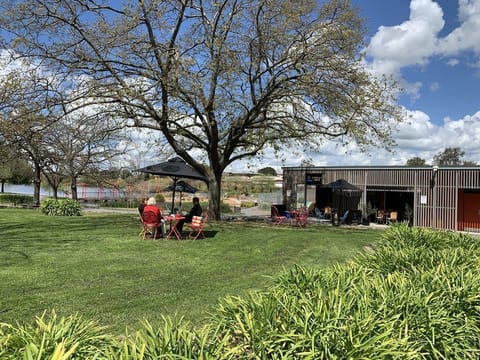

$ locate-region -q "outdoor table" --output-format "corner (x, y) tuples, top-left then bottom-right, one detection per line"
(284, 210), (297, 226)
(165, 215), (185, 240)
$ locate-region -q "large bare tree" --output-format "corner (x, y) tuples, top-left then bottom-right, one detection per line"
(44, 111), (128, 200)
(0, 63), (57, 205)
(0, 0), (404, 219)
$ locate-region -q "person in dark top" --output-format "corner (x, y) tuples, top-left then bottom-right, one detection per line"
(176, 197), (202, 233)
(138, 196), (148, 215)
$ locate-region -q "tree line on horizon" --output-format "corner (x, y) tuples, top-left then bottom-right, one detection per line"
(406, 147), (477, 167)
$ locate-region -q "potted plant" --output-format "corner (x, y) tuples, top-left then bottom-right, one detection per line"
(363, 202), (377, 225)
(404, 203), (413, 226)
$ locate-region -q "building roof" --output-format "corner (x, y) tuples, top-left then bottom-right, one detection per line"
(282, 165), (480, 171)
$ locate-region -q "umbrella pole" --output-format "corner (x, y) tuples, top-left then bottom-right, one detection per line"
(171, 178), (177, 213)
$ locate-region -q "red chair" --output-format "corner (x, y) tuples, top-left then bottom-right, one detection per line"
(271, 206), (286, 225)
(295, 207), (308, 227)
(142, 210), (160, 240)
(188, 212), (209, 240)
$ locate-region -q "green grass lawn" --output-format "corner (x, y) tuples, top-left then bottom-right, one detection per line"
(0, 209), (384, 334)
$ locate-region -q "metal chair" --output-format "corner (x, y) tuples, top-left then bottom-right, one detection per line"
(339, 210), (349, 225)
(188, 212), (208, 240)
(295, 207), (308, 227)
(323, 206), (332, 220)
(314, 207), (324, 219)
(142, 210), (160, 240)
(376, 210), (385, 224)
(271, 206), (286, 225)
(387, 211), (398, 224)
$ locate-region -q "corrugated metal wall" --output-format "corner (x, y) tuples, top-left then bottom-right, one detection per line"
(282, 167), (480, 232)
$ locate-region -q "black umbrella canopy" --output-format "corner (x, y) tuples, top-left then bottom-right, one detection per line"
(322, 179), (362, 193)
(321, 179), (362, 215)
(162, 180), (198, 208)
(137, 157), (207, 182)
(137, 157), (207, 211)
(162, 180), (198, 194)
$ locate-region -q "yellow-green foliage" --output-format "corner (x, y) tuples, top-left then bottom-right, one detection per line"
(41, 199), (82, 216)
(240, 201), (256, 208)
(0, 311), (112, 359)
(154, 193), (165, 203)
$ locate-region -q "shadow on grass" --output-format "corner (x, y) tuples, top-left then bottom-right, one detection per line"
(179, 230), (219, 239)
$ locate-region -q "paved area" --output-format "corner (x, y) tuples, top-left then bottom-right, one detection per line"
(240, 206), (270, 217)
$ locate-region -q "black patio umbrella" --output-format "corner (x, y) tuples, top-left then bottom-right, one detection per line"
(323, 179), (362, 195)
(137, 157), (207, 211)
(163, 180), (198, 194)
(321, 179), (363, 215)
(162, 180), (198, 207)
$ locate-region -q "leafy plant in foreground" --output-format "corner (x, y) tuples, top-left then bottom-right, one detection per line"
(0, 311), (112, 359)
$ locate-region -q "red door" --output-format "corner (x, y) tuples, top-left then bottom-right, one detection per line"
(460, 193), (480, 232)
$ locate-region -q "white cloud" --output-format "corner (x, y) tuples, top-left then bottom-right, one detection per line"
(366, 0), (480, 78)
(429, 81), (440, 91)
(226, 108), (480, 172)
(402, 81), (423, 101)
(447, 58), (460, 66)
(366, 0), (444, 78)
(438, 0), (480, 55)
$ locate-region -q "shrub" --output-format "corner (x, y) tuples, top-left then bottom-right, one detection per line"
(154, 193), (165, 203)
(107, 317), (229, 359)
(0, 311), (112, 359)
(211, 225), (480, 358)
(240, 201), (256, 208)
(220, 201), (232, 214)
(41, 199), (82, 216)
(0, 194), (33, 205)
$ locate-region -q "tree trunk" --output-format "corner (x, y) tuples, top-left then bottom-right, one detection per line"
(207, 172), (223, 221)
(51, 185), (58, 200)
(33, 164), (41, 206)
(70, 177), (78, 200)
(1, 179), (5, 193)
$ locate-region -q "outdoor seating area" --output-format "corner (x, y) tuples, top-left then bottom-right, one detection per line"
(272, 206), (309, 227)
(375, 209), (398, 225)
(141, 210), (209, 240)
(271, 204), (399, 228)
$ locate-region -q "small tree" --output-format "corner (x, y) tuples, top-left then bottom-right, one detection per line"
(406, 157), (427, 166)
(258, 167), (277, 176)
(0, 142), (33, 192)
(365, 201), (377, 222)
(433, 147), (465, 166)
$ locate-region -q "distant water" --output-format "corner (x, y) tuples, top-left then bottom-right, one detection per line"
(2, 184), (127, 199)
(3, 184), (60, 197)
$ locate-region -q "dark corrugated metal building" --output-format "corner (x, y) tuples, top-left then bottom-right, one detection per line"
(282, 166), (480, 232)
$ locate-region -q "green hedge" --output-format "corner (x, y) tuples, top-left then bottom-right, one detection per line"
(3, 224), (480, 358)
(0, 194), (34, 205)
(41, 199), (82, 216)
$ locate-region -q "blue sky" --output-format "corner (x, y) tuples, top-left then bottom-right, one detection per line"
(245, 0), (480, 172)
(357, 0), (479, 123)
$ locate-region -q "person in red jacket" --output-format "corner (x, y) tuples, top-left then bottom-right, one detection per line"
(142, 197), (165, 238)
